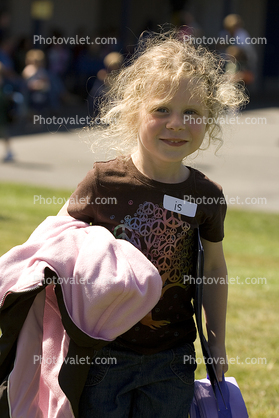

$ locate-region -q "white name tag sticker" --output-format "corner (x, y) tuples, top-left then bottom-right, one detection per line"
(163, 194), (197, 217)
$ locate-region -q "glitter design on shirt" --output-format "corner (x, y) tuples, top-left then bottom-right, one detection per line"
(113, 201), (195, 329)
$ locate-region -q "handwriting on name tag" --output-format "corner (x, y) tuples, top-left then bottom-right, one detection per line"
(163, 195), (197, 217)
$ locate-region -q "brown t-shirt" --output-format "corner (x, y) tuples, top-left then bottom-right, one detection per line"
(68, 156), (227, 354)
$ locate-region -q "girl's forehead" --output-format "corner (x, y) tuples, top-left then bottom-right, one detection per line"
(145, 85), (206, 108)
(145, 77), (207, 105)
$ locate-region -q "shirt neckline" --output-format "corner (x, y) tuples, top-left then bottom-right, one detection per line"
(125, 156), (195, 191)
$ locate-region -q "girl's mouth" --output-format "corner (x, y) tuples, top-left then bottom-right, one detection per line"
(160, 138), (188, 147)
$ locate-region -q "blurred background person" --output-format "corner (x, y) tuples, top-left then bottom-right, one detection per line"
(22, 49), (51, 117)
(224, 45), (255, 86)
(46, 29), (75, 110)
(87, 51), (123, 119)
(218, 14), (258, 86)
(47, 29), (71, 80)
(74, 42), (104, 100)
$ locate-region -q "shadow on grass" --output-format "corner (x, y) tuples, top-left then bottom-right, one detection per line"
(1, 160), (53, 171)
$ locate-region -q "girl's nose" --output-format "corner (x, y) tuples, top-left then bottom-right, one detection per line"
(165, 113), (185, 131)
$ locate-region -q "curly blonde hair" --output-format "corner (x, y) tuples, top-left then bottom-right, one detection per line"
(87, 30), (248, 156)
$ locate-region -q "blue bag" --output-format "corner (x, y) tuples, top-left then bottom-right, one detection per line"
(189, 376), (249, 417)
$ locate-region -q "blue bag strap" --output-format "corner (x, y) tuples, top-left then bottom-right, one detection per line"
(194, 229), (228, 413)
(216, 376), (233, 417)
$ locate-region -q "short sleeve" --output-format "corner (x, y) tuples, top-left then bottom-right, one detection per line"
(190, 168), (227, 242)
(67, 165), (98, 224)
(199, 190), (227, 242)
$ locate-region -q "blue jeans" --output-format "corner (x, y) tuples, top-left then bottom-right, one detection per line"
(79, 341), (196, 417)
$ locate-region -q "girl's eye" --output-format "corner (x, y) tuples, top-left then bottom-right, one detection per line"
(153, 107), (169, 114)
(184, 109), (198, 115)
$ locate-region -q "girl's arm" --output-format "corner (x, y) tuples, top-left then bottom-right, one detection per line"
(200, 237), (228, 381)
(57, 200), (70, 216)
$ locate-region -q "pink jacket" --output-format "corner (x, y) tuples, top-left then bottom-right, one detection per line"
(0, 216), (162, 417)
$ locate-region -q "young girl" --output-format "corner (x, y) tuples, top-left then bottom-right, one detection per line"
(60, 31), (247, 417)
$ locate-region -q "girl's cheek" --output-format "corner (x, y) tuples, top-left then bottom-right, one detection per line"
(147, 117), (163, 129)
(192, 114), (208, 132)
(187, 120), (207, 132)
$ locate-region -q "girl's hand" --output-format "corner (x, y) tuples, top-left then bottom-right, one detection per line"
(208, 343), (228, 381)
(140, 312), (170, 329)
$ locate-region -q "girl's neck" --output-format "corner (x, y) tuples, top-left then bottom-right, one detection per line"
(131, 152), (190, 184)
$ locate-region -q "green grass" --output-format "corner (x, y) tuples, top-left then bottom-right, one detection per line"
(195, 209), (279, 417)
(1, 182), (278, 417)
(0, 182), (73, 254)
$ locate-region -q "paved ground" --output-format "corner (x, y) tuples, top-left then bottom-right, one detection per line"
(0, 105), (279, 213)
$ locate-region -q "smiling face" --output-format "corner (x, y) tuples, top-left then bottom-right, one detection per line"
(136, 78), (208, 170)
